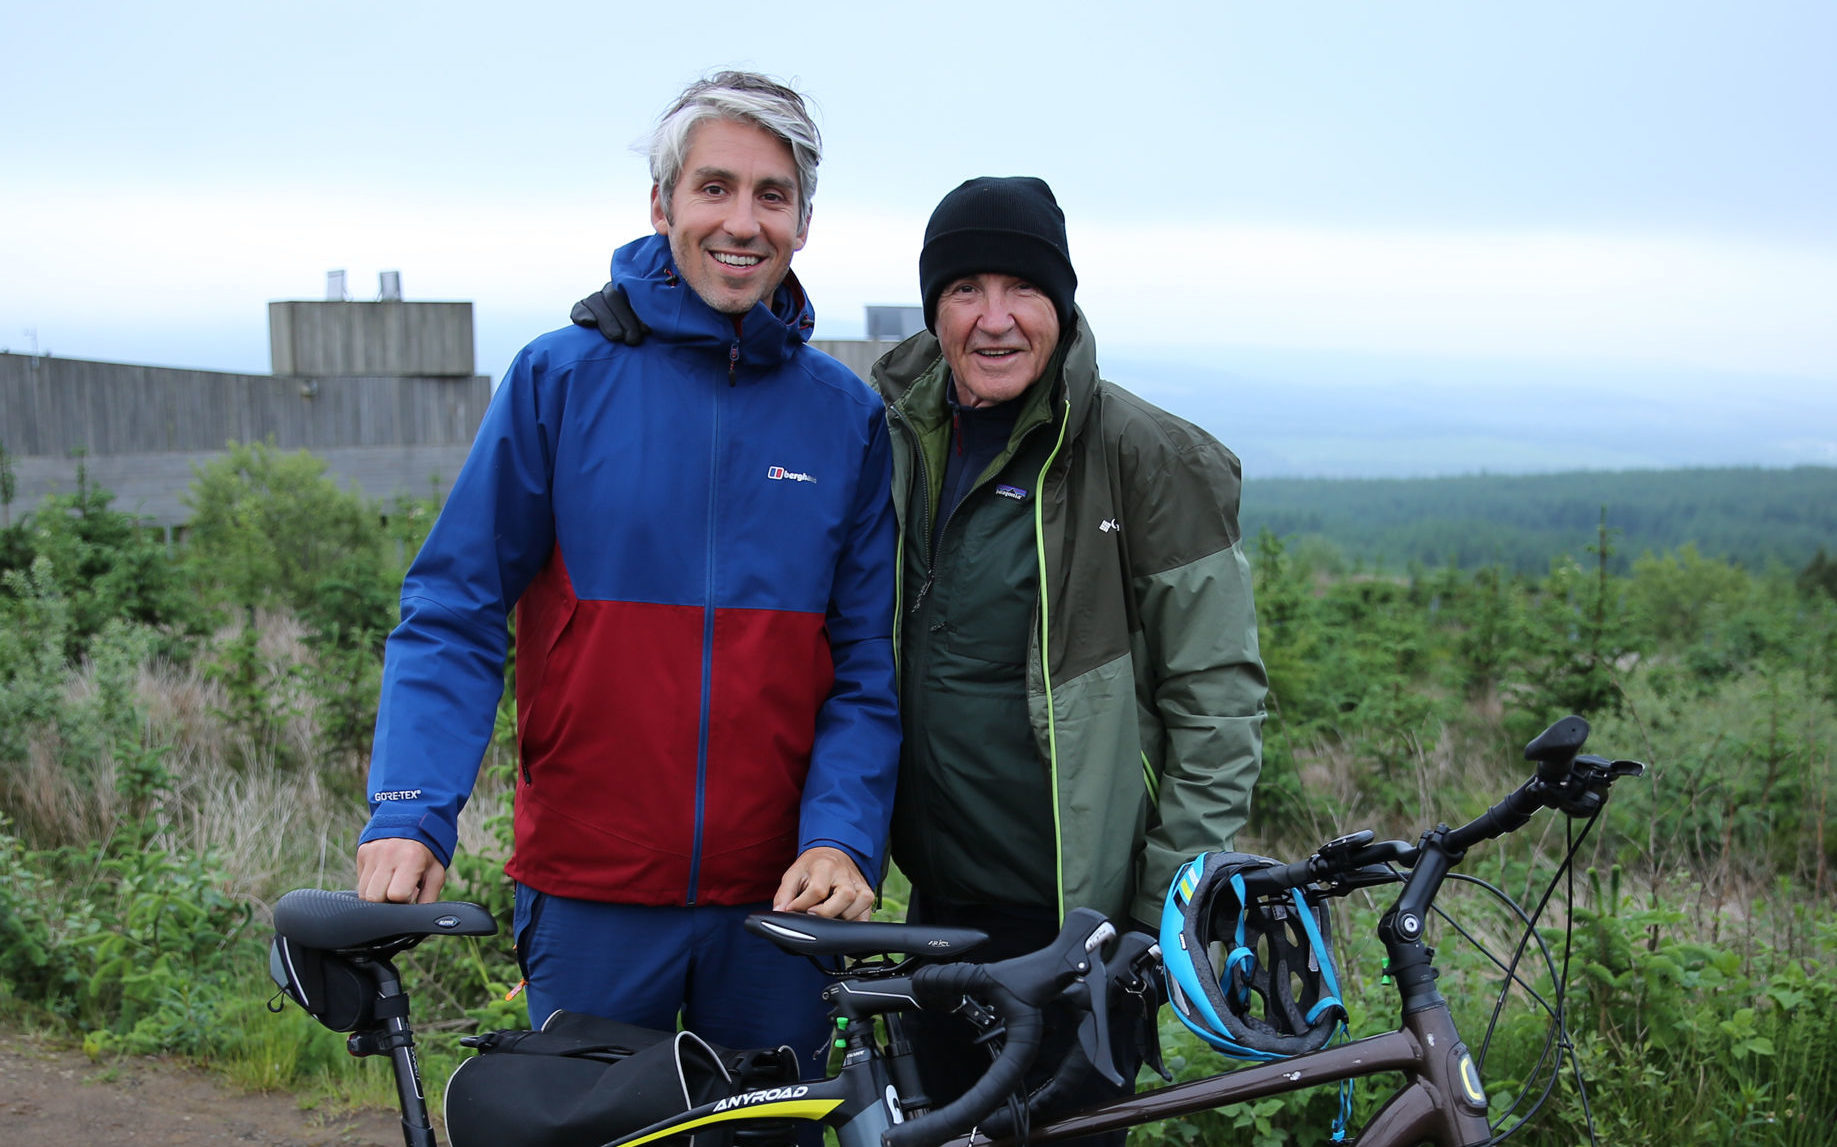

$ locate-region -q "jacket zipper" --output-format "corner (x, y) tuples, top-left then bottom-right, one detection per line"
(1032, 394), (1073, 923)
(887, 406), (938, 615)
(687, 349), (728, 904)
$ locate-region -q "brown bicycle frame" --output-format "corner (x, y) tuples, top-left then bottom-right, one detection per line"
(947, 998), (1493, 1146)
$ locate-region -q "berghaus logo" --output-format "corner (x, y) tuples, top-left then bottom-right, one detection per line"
(767, 466), (816, 483)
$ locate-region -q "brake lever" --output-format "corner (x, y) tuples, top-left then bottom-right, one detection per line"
(1069, 921), (1121, 1085)
(1551, 754), (1647, 817)
(1112, 931), (1171, 1082)
(1332, 862), (1405, 892)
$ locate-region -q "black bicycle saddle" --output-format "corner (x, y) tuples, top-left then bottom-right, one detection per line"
(273, 888), (497, 951)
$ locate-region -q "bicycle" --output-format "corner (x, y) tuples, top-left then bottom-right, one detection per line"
(268, 714), (1643, 1147)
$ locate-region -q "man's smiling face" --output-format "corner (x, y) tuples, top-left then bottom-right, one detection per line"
(934, 273), (1062, 407)
(651, 117), (807, 315)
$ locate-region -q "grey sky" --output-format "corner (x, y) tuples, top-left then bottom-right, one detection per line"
(4, 1), (1833, 457)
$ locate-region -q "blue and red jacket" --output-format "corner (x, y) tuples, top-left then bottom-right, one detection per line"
(360, 234), (900, 906)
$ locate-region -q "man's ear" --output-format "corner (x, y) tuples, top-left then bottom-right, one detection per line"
(650, 185), (669, 235)
(792, 205), (810, 253)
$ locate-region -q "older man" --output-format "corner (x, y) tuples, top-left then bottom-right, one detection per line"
(357, 71), (899, 1067)
(874, 176), (1268, 1121)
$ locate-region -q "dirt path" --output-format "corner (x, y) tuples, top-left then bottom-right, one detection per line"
(0, 1032), (404, 1147)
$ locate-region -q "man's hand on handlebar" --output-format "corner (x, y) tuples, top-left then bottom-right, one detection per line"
(355, 838), (447, 904)
(773, 845), (875, 920)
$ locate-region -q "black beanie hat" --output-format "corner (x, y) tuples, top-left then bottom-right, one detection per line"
(919, 176), (1077, 333)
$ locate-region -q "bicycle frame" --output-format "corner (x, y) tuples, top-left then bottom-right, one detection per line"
(669, 839), (1492, 1147)
(924, 763), (1616, 1147)
(947, 982), (1490, 1147)
(593, 1012), (918, 1147)
(357, 939), (1486, 1147)
(599, 1052), (897, 1147)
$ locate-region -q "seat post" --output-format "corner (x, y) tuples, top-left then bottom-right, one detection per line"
(352, 957), (437, 1147)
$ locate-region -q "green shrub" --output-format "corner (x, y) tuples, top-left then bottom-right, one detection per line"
(0, 465), (203, 664)
(0, 815), (89, 1015)
(0, 558), (72, 767)
(1595, 666), (1835, 883)
(1543, 891), (1837, 1147)
(184, 440), (389, 616)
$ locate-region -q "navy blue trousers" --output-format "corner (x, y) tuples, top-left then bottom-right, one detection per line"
(512, 884), (837, 1081)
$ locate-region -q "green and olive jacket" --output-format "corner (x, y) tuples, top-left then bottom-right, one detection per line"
(872, 311), (1268, 926)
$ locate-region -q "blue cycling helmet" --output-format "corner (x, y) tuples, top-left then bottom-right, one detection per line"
(1159, 851), (1347, 1060)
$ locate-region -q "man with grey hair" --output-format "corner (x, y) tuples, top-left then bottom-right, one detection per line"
(355, 71), (899, 1067)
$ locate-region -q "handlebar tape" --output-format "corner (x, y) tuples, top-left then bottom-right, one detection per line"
(883, 965), (1045, 1147)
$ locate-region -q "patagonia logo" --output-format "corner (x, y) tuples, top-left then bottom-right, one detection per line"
(713, 1084), (811, 1112)
(995, 484), (1027, 501)
(372, 788), (422, 802)
(767, 466), (816, 484)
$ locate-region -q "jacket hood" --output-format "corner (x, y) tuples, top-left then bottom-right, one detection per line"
(610, 234), (817, 372)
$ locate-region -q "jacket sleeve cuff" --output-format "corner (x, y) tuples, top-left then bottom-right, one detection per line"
(359, 814), (456, 870)
(799, 837), (871, 878)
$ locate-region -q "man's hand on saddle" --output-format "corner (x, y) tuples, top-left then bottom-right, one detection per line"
(773, 845), (875, 921)
(355, 838), (448, 904)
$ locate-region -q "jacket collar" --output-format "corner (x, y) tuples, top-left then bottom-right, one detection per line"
(609, 234), (816, 372)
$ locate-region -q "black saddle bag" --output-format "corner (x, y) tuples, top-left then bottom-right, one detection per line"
(444, 1010), (802, 1147)
(268, 934), (384, 1032)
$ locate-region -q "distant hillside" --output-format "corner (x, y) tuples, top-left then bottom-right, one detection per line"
(1240, 466), (1837, 573)
(1109, 349), (1837, 480)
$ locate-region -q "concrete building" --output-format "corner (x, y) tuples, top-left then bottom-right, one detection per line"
(810, 304), (925, 380)
(0, 293), (920, 527)
(1, 278), (490, 526)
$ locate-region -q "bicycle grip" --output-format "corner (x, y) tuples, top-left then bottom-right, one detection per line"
(1237, 856), (1316, 899)
(883, 966), (1044, 1147)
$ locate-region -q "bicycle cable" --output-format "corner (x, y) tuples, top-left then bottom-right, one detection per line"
(1463, 803), (1609, 1147)
(1428, 872), (1562, 1143)
(1434, 871), (1563, 1137)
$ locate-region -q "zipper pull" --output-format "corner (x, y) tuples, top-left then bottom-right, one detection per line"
(728, 340), (740, 385)
(909, 573), (934, 614)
